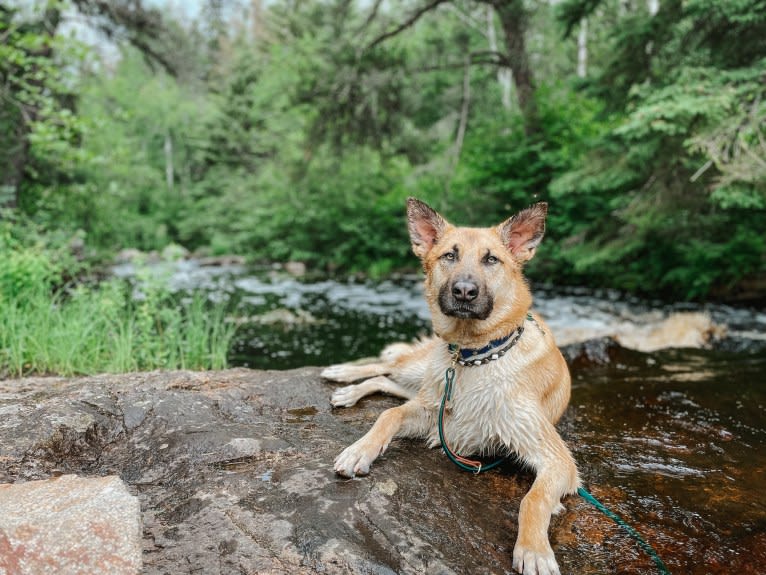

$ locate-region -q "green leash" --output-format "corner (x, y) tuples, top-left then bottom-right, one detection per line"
(438, 365), (671, 574)
(438, 366), (506, 473)
(576, 486), (670, 574)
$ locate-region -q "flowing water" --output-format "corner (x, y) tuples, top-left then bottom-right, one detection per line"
(113, 259), (766, 573)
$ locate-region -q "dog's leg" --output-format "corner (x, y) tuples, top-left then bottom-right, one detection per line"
(331, 375), (417, 407)
(335, 399), (428, 477)
(507, 415), (580, 575)
(321, 362), (390, 383)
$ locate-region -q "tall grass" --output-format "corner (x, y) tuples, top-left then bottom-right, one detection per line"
(0, 252), (236, 377)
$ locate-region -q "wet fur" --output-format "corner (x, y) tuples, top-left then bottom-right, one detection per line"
(323, 198), (580, 575)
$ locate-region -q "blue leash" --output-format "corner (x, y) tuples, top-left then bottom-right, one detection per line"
(438, 366), (671, 574)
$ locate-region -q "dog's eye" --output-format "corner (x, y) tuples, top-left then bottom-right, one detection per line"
(485, 254), (500, 265)
(442, 251), (456, 261)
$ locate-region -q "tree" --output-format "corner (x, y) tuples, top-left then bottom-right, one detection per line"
(551, 0), (766, 298)
(0, 4), (68, 209)
(0, 0), (180, 212)
(363, 0), (541, 136)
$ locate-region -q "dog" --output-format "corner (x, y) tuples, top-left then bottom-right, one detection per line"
(322, 198), (579, 575)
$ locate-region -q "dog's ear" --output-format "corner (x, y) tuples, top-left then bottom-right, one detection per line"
(407, 198), (447, 259)
(498, 202), (548, 262)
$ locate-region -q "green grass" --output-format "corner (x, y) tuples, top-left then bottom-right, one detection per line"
(0, 279), (236, 378)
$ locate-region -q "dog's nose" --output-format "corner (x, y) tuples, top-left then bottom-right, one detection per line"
(452, 280), (479, 302)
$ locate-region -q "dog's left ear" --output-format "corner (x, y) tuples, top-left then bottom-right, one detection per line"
(498, 202), (548, 262)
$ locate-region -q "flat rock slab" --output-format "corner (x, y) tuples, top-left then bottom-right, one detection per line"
(0, 474), (141, 575)
(0, 360), (728, 574)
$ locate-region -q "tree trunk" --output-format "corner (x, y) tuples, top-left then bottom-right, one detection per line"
(447, 54), (472, 193)
(1, 123), (29, 210)
(1, 6), (61, 210)
(453, 55), (472, 166)
(486, 6), (512, 110)
(491, 0), (540, 136)
(164, 130), (175, 194)
(577, 18), (588, 78)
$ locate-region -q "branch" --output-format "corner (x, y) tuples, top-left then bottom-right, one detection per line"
(355, 0), (384, 37)
(367, 0), (450, 50)
(445, 4), (487, 36)
(407, 50), (508, 73)
(71, 0), (178, 75)
(469, 50), (509, 66)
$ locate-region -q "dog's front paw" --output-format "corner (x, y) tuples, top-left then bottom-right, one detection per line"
(334, 440), (382, 478)
(330, 384), (365, 407)
(321, 364), (359, 383)
(512, 542), (560, 575)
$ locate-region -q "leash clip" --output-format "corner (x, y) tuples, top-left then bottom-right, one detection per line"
(444, 366), (456, 401)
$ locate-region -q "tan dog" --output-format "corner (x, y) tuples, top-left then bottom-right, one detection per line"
(323, 198), (579, 575)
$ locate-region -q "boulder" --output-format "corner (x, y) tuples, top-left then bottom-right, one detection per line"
(0, 367), (691, 574)
(0, 475), (141, 575)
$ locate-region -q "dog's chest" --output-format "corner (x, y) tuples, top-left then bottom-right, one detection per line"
(425, 359), (523, 454)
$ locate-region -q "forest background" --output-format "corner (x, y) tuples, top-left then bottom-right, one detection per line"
(2, 0), (766, 305)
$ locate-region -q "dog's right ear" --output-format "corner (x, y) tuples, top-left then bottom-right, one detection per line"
(407, 198), (447, 259)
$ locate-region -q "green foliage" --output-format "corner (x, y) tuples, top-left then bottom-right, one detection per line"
(3, 0), (765, 305)
(0, 237), (236, 377)
(0, 5), (86, 207)
(548, 0), (766, 299)
(36, 50), (216, 251)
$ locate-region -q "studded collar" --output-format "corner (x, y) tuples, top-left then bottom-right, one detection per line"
(447, 325), (524, 367)
(445, 312), (545, 367)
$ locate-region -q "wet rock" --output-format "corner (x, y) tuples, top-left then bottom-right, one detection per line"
(560, 336), (625, 368)
(0, 474), (141, 575)
(615, 311), (725, 352)
(228, 308), (320, 327)
(553, 311), (727, 352)
(197, 255), (247, 267)
(0, 367), (754, 574)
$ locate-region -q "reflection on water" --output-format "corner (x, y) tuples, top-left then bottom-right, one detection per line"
(564, 347), (766, 573)
(113, 260), (766, 574)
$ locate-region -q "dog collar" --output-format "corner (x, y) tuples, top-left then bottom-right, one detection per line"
(448, 325), (525, 366)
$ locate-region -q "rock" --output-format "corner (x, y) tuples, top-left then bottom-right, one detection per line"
(0, 367), (739, 574)
(284, 261), (307, 277)
(160, 244), (190, 262)
(614, 311), (725, 352)
(114, 248), (146, 264)
(553, 311), (727, 353)
(197, 255), (247, 267)
(0, 474), (141, 575)
(228, 308), (320, 327)
(560, 337), (624, 368)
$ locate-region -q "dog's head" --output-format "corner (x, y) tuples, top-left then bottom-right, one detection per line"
(407, 198), (547, 342)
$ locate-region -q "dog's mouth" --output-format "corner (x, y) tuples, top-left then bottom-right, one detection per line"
(438, 285), (494, 321)
(443, 306), (492, 320)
